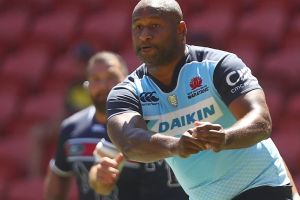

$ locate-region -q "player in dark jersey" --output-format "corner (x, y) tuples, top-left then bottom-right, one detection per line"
(44, 51), (188, 200)
(105, 0), (300, 200)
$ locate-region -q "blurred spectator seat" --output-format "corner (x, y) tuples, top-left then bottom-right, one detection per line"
(0, 92), (19, 135)
(0, 178), (7, 200)
(120, 48), (142, 73)
(280, 13), (300, 50)
(278, 93), (300, 130)
(248, 0), (296, 14)
(226, 34), (265, 76)
(261, 47), (300, 91)
(29, 9), (80, 54)
(187, 8), (235, 49)
(261, 86), (285, 130)
(48, 52), (84, 84)
(80, 9), (130, 51)
(0, 9), (30, 50)
(18, 91), (65, 125)
(8, 0), (54, 14)
(0, 135), (29, 181)
(272, 129), (300, 175)
(0, 46), (51, 92)
(6, 177), (44, 200)
(236, 7), (288, 50)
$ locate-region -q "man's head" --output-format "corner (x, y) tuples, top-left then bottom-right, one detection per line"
(84, 51), (128, 113)
(131, 0), (187, 67)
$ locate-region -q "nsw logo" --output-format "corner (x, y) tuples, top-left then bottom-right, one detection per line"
(187, 76), (208, 99)
(189, 76), (202, 90)
(140, 91), (159, 105)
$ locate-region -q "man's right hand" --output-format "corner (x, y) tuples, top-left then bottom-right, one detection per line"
(89, 153), (124, 194)
(175, 131), (208, 158)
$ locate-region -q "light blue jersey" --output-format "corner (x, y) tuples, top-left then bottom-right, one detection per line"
(107, 45), (289, 200)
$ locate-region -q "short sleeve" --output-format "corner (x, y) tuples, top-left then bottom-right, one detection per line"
(50, 124), (73, 176)
(106, 82), (142, 119)
(213, 54), (261, 105)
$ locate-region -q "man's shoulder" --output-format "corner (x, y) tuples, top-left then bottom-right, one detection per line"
(188, 45), (233, 62)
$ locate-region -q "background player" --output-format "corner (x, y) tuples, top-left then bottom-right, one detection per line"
(43, 51), (188, 200)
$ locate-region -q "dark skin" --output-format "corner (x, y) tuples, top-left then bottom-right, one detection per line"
(108, 0), (271, 162)
(108, 0), (299, 198)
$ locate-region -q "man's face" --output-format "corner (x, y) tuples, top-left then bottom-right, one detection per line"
(87, 61), (122, 113)
(131, 6), (180, 66)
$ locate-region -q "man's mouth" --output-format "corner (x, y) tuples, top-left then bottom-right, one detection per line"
(139, 45), (154, 53)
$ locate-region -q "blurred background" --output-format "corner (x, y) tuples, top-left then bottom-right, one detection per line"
(0, 0), (299, 199)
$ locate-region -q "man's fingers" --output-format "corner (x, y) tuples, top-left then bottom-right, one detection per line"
(114, 153), (125, 165)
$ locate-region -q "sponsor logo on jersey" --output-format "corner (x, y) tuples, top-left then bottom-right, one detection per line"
(145, 97), (223, 136)
(167, 95), (178, 107)
(225, 68), (258, 94)
(189, 76), (202, 90)
(187, 76), (209, 99)
(140, 91), (159, 106)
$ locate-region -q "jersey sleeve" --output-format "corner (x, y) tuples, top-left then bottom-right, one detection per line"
(50, 123), (73, 177)
(213, 54), (262, 105)
(106, 82), (142, 119)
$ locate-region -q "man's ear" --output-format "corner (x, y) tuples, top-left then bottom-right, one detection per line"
(83, 81), (89, 89)
(178, 21), (187, 38)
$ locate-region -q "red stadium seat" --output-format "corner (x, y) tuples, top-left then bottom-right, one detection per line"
(280, 13), (300, 49)
(226, 34), (265, 76)
(0, 9), (30, 50)
(272, 129), (300, 175)
(236, 7), (288, 50)
(80, 9), (130, 51)
(0, 178), (7, 200)
(261, 47), (300, 91)
(7, 177), (44, 200)
(29, 9), (80, 52)
(49, 53), (84, 83)
(0, 92), (19, 135)
(0, 47), (51, 91)
(0, 135), (29, 180)
(277, 93), (300, 130)
(120, 48), (142, 73)
(187, 8), (235, 48)
(18, 91), (65, 125)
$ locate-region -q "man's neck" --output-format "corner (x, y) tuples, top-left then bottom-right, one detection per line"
(95, 112), (106, 124)
(148, 47), (186, 86)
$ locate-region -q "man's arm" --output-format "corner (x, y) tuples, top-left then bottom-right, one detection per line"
(225, 89), (272, 149)
(89, 153), (124, 195)
(44, 168), (71, 200)
(191, 89), (272, 152)
(107, 112), (206, 162)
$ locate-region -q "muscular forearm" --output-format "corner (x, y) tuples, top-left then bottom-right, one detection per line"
(224, 108), (272, 149)
(117, 127), (179, 162)
(44, 170), (70, 200)
(221, 89), (272, 150)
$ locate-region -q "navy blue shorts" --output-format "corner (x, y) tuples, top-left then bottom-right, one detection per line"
(232, 184), (292, 200)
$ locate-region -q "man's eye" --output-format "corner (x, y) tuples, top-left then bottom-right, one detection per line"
(151, 24), (160, 28)
(135, 25), (143, 30)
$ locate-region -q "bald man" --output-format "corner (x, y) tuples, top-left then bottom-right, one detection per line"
(106, 0), (300, 200)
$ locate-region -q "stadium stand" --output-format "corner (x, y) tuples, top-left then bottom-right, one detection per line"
(0, 0), (299, 199)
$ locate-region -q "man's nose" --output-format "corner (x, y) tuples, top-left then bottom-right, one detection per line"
(139, 27), (153, 41)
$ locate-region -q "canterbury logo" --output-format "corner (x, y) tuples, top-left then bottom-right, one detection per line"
(140, 92), (159, 102)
